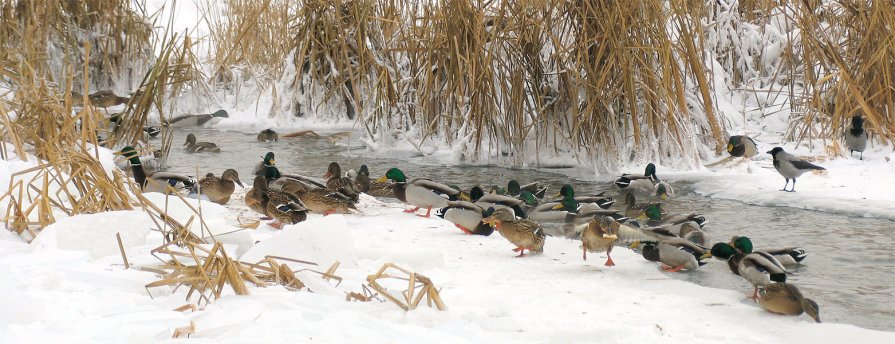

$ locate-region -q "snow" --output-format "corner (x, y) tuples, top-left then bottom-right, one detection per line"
(2, 181), (894, 342)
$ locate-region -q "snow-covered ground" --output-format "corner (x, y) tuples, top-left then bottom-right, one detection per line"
(2, 153), (894, 343)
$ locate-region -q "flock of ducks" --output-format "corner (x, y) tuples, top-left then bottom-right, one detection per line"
(111, 125), (836, 325)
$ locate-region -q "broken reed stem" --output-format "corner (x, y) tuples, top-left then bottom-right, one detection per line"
(116, 232), (130, 269)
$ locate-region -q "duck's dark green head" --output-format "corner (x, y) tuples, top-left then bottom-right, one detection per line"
(552, 193), (579, 213)
(656, 183), (670, 200)
(119, 146), (141, 165)
(507, 180), (521, 196)
(263, 152), (275, 166)
(381, 168), (407, 183)
(731, 236), (754, 253)
(645, 163), (657, 178)
(708, 242), (738, 260)
(470, 186), (485, 202)
(727, 136), (741, 154)
(358, 164), (370, 176)
(643, 204), (662, 221)
(555, 184), (574, 198)
(519, 190), (539, 206)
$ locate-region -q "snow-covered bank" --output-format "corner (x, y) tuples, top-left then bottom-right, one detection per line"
(2, 191), (893, 343)
(669, 148), (895, 220)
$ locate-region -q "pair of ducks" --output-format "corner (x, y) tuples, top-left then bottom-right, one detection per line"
(245, 153), (360, 228)
(704, 236), (819, 323)
(119, 146), (243, 205)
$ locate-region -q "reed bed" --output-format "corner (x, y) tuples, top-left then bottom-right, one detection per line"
(786, 0), (895, 149)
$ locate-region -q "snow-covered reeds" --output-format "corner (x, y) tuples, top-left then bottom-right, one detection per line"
(787, 0), (895, 150)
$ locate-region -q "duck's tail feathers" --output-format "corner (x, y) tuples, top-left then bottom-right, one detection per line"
(789, 249), (808, 263)
(533, 186), (547, 199)
(770, 272), (787, 283)
(597, 197), (615, 209)
(512, 204), (528, 219)
(614, 176), (631, 188)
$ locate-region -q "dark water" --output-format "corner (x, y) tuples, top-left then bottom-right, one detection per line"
(158, 128), (895, 331)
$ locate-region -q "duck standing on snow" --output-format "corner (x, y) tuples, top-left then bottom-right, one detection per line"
(482, 207), (545, 257)
(766, 147), (825, 192)
(353, 165), (393, 197)
(580, 216), (620, 266)
(244, 175), (309, 228)
(704, 242), (787, 300)
(377, 168), (460, 217)
(729, 236), (807, 267)
(758, 283), (821, 323)
(197, 169), (244, 205)
(257, 128), (279, 142)
(727, 135), (758, 158)
(845, 115), (868, 160)
(638, 238), (708, 272)
(184, 133), (221, 153)
(246, 176), (271, 218)
(323, 162), (359, 202)
(119, 146), (196, 193)
(168, 109), (229, 128)
(438, 201), (495, 236)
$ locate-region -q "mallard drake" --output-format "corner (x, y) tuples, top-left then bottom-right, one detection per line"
(143, 126), (161, 138)
(552, 184), (614, 209)
(727, 135), (758, 158)
(638, 204), (707, 228)
(438, 201), (495, 236)
(638, 238), (708, 272)
(246, 176), (271, 218)
(615, 163), (674, 200)
(758, 283), (821, 323)
(530, 191), (620, 223)
(704, 243), (787, 300)
(323, 162), (359, 203)
(623, 193), (659, 218)
(482, 207), (545, 257)
(264, 184), (309, 229)
(254, 152), (282, 181)
(615, 163), (658, 193)
(169, 109), (229, 128)
(845, 115), (867, 160)
(257, 128), (279, 142)
(354, 165), (393, 197)
(500, 180), (548, 199)
(119, 146), (196, 193)
(730, 236), (807, 267)
(184, 133), (221, 153)
(376, 168), (460, 217)
(767, 147), (825, 192)
(197, 169), (244, 205)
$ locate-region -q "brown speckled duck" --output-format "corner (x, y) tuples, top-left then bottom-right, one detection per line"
(482, 207), (545, 257)
(197, 169), (244, 205)
(257, 129), (279, 142)
(323, 162), (359, 202)
(184, 133), (221, 153)
(353, 165), (394, 197)
(246, 176), (271, 218)
(758, 283), (821, 323)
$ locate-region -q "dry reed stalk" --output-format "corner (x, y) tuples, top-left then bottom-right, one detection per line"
(365, 262), (446, 311)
